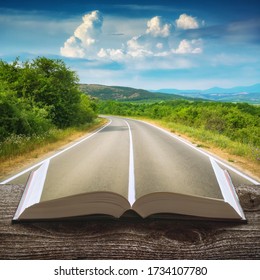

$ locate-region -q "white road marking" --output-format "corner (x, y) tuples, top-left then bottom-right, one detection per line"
(124, 120), (136, 206)
(0, 119), (112, 184)
(130, 118), (259, 185)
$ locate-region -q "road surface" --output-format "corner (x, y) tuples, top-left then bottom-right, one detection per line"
(1, 116), (259, 204)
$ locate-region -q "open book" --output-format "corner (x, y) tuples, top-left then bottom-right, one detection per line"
(13, 158), (246, 222)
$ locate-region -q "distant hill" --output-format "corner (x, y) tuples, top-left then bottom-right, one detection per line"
(79, 84), (197, 102)
(152, 84), (260, 104)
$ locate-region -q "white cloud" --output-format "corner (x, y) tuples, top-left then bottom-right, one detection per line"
(126, 35), (154, 58)
(97, 48), (107, 58)
(173, 39), (203, 54)
(60, 10), (203, 65)
(60, 36), (85, 58)
(97, 16), (172, 60)
(74, 11), (103, 47)
(97, 33), (158, 60)
(175, 14), (199, 30)
(97, 48), (125, 60)
(146, 16), (171, 37)
(60, 10), (103, 58)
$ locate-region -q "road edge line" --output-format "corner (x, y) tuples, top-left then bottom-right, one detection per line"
(132, 118), (259, 185)
(1, 119), (112, 184)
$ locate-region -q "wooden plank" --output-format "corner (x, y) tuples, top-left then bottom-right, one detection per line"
(0, 184), (259, 259)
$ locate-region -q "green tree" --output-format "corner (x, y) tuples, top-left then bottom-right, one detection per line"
(27, 57), (83, 127)
(0, 83), (52, 140)
(0, 57), (97, 129)
(0, 57), (97, 141)
(76, 94), (97, 124)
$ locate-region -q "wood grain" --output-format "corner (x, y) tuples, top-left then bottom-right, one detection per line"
(0, 184), (259, 259)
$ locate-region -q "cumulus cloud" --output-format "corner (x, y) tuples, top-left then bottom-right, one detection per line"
(126, 35), (154, 58)
(60, 10), (103, 58)
(75, 11), (103, 47)
(61, 36), (85, 58)
(146, 16), (171, 37)
(173, 39), (203, 54)
(60, 10), (203, 66)
(97, 16), (172, 60)
(98, 48), (126, 60)
(175, 14), (199, 30)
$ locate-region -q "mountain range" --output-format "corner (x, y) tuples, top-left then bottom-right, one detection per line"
(152, 84), (260, 103)
(79, 84), (197, 102)
(80, 83), (260, 104)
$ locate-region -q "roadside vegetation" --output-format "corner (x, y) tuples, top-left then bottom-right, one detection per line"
(99, 100), (260, 173)
(0, 57), (99, 178)
(1, 57), (259, 180)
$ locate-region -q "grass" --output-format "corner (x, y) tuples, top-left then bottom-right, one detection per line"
(162, 121), (259, 161)
(1, 115), (259, 182)
(0, 118), (107, 180)
(131, 116), (260, 180)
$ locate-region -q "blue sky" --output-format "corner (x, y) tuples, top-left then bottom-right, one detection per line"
(0, 0), (260, 89)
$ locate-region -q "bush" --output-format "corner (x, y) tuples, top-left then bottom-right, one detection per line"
(0, 57), (97, 142)
(98, 100), (260, 148)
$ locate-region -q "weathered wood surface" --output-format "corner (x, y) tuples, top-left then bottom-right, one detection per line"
(0, 184), (260, 259)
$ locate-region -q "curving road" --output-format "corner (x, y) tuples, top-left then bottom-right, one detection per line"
(1, 116), (259, 204)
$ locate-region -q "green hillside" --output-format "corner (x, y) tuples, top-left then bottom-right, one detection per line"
(79, 84), (196, 102)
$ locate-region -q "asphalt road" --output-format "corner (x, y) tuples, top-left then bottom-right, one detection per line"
(1, 116), (259, 203)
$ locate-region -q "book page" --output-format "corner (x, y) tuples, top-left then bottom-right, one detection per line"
(131, 120), (223, 200)
(40, 120), (130, 202)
